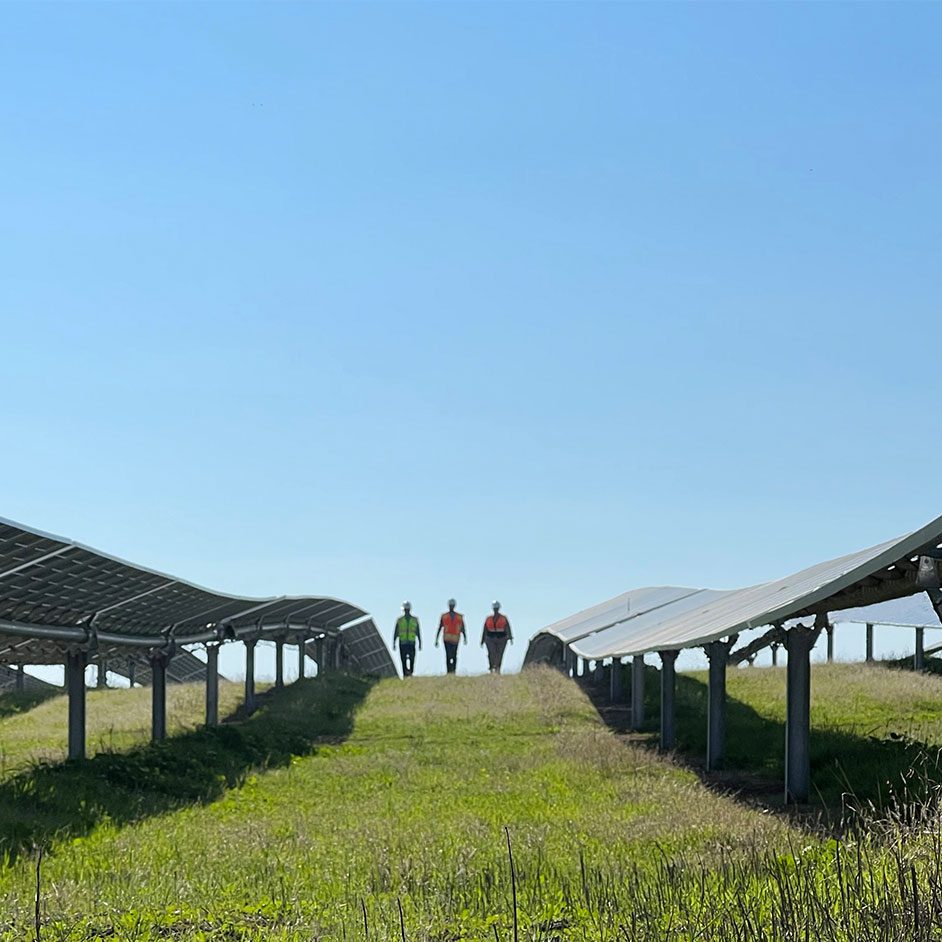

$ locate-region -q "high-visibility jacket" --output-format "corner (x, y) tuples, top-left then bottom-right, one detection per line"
(440, 612), (465, 643)
(484, 614), (509, 635)
(396, 615), (419, 643)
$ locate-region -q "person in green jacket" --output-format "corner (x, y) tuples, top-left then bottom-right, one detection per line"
(392, 601), (421, 677)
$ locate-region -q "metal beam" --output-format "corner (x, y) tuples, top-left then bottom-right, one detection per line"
(150, 654), (167, 741)
(705, 637), (736, 771)
(66, 650), (86, 760)
(784, 625), (817, 803)
(244, 638), (256, 710)
(205, 644), (219, 727)
(275, 639), (284, 690)
(658, 650), (678, 751)
(610, 657), (623, 703)
(630, 655), (645, 730)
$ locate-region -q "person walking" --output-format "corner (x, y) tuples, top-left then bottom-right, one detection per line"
(481, 600), (513, 674)
(435, 598), (467, 674)
(392, 601), (421, 677)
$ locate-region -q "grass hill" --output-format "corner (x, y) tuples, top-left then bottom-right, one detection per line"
(1, 666), (941, 940)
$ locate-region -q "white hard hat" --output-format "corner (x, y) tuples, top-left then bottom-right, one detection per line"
(448, 598), (457, 607)
(492, 600), (501, 608)
(402, 600), (412, 609)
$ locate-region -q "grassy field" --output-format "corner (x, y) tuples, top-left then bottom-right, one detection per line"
(668, 662), (942, 805)
(1, 666), (941, 940)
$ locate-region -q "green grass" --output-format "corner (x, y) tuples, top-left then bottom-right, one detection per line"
(2, 666), (942, 940)
(0, 670), (788, 940)
(669, 662), (942, 805)
(0, 681), (245, 780)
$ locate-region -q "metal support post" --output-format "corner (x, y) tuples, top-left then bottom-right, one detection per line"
(275, 639), (284, 689)
(127, 658), (136, 687)
(205, 644), (219, 727)
(244, 638), (257, 711)
(298, 639), (306, 680)
(66, 650), (86, 760)
(784, 625), (817, 804)
(610, 658), (624, 703)
(15, 664), (24, 692)
(770, 642), (779, 667)
(658, 650), (678, 751)
(315, 636), (325, 675)
(915, 627), (925, 672)
(705, 638), (735, 771)
(150, 654), (167, 741)
(594, 660), (605, 688)
(865, 623), (874, 662)
(826, 625), (834, 663)
(630, 655), (645, 730)
(97, 660), (108, 688)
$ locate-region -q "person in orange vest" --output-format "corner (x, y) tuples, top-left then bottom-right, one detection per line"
(435, 598), (467, 674)
(481, 600), (513, 674)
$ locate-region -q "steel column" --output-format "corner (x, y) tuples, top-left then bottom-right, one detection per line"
(244, 638), (257, 710)
(298, 639), (306, 680)
(658, 650), (678, 751)
(705, 639), (733, 771)
(97, 660), (108, 688)
(205, 644), (219, 727)
(15, 664), (24, 692)
(865, 623), (874, 662)
(150, 655), (167, 741)
(610, 658), (624, 703)
(784, 626), (816, 804)
(315, 637), (325, 675)
(66, 650), (86, 760)
(630, 655), (645, 730)
(127, 659), (136, 687)
(594, 660), (605, 688)
(826, 625), (834, 663)
(275, 639), (284, 689)
(770, 642), (779, 667)
(915, 627), (925, 672)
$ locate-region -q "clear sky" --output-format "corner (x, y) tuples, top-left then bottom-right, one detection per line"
(3, 3), (941, 681)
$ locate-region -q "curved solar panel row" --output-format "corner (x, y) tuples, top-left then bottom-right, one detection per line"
(528, 514), (942, 662)
(0, 516), (394, 674)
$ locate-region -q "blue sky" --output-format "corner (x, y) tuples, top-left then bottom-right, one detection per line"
(3, 3), (941, 680)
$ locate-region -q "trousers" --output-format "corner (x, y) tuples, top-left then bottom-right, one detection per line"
(484, 634), (508, 673)
(443, 641), (459, 674)
(399, 642), (416, 677)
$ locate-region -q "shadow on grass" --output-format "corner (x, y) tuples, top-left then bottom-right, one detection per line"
(0, 686), (59, 720)
(583, 666), (942, 814)
(0, 673), (374, 863)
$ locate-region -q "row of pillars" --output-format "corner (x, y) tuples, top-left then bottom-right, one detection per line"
(568, 624), (820, 803)
(65, 634), (338, 762)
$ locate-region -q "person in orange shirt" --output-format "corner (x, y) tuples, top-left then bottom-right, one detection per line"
(435, 598), (467, 674)
(481, 600), (513, 674)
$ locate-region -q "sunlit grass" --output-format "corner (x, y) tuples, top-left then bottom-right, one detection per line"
(1, 667), (941, 939)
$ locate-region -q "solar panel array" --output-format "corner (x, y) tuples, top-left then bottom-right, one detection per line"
(0, 516), (394, 677)
(527, 514), (942, 662)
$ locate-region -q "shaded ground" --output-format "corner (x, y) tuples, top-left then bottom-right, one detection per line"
(583, 661), (942, 812)
(0, 674), (373, 861)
